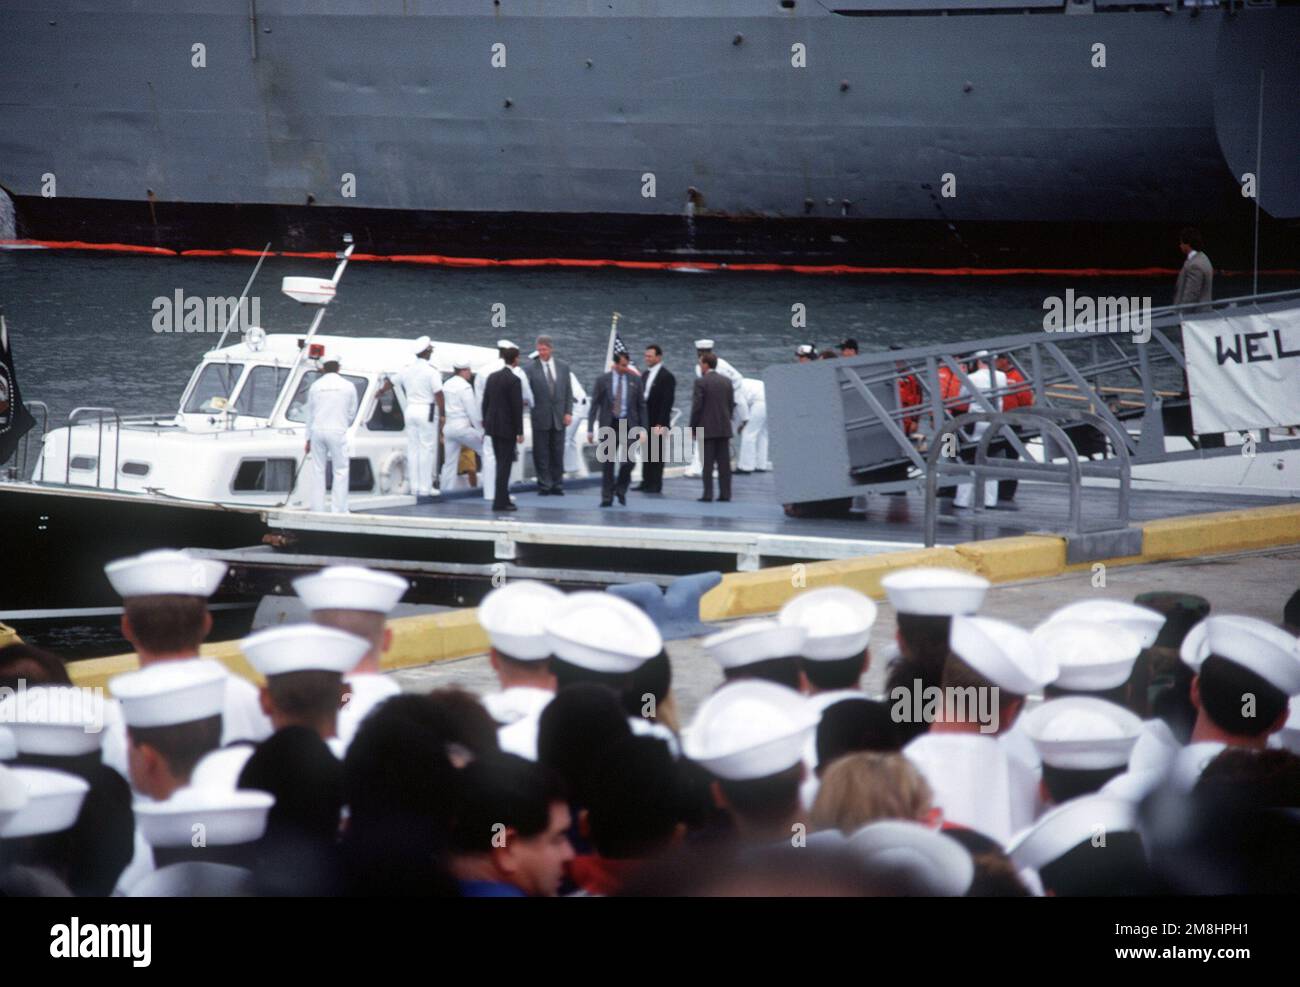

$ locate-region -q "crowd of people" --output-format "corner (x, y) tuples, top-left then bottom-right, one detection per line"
(1, 548), (1298, 897)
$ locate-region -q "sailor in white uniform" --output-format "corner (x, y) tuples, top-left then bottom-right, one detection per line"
(304, 358), (358, 514)
(100, 549), (272, 780)
(1020, 696), (1143, 812)
(475, 339), (534, 501)
(777, 586), (877, 807)
(441, 358), (484, 492)
(685, 339), (745, 477)
(953, 350), (1007, 510)
(903, 615), (1058, 843)
(126, 787), (273, 896)
(1162, 614), (1300, 791)
(398, 335), (444, 499)
(735, 377), (771, 472)
(1007, 794), (1143, 896)
(702, 619), (807, 691)
(565, 370), (590, 476)
(681, 679), (818, 845)
(107, 657), (230, 893)
(847, 820), (975, 897)
(477, 580), (564, 760)
(293, 565), (410, 754)
(542, 591), (679, 755)
(0, 763), (90, 894)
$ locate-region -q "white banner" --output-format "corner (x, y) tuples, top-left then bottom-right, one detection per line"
(1182, 308), (1300, 434)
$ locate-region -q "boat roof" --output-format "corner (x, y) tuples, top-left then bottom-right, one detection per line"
(206, 334), (501, 374)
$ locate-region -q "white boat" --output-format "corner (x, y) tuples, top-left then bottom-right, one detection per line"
(30, 243), (520, 510)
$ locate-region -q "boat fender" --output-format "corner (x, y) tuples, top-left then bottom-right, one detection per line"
(379, 450), (408, 494)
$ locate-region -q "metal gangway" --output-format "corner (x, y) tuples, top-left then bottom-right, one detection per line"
(764, 287), (1300, 560)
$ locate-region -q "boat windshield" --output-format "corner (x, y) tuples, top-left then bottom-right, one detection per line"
(183, 362), (245, 414)
(285, 371), (368, 425)
(232, 365), (291, 418)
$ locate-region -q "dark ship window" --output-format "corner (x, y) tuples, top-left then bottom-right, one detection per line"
(69, 456), (97, 471)
(232, 457), (296, 492)
(121, 461), (151, 477)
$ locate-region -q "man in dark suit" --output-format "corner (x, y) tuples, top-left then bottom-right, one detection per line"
(523, 335), (574, 496)
(636, 343), (676, 493)
(690, 352), (735, 503)
(481, 347), (525, 512)
(587, 351), (646, 507)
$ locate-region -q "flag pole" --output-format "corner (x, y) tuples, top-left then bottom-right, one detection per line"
(604, 311), (621, 370)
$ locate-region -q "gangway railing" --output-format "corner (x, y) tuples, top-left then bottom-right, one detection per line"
(923, 408), (1143, 563)
(64, 407), (122, 491)
(764, 287), (1300, 512)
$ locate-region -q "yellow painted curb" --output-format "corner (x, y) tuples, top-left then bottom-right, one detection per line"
(63, 501), (1300, 688)
(68, 608), (490, 692)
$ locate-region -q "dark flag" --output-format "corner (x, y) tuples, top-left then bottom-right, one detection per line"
(0, 313), (37, 467)
(612, 332), (628, 361)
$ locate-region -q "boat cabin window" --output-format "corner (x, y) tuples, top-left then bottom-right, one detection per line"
(285, 371), (368, 425)
(232, 365), (291, 419)
(121, 461), (151, 477)
(184, 362), (246, 414)
(366, 375), (406, 432)
(232, 457), (297, 493)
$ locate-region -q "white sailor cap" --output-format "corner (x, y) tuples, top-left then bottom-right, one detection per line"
(496, 339), (517, 350)
(694, 339), (715, 350)
(1042, 599), (1164, 649)
(1007, 794), (1137, 872)
(1031, 619), (1142, 691)
(778, 586), (877, 662)
(478, 580), (566, 661)
(847, 820), (974, 897)
(241, 624), (370, 678)
(543, 591), (662, 673)
(191, 745), (256, 792)
(682, 680), (818, 781)
(135, 787), (274, 849)
(950, 615), (1057, 695)
(104, 549), (227, 600)
(1179, 615), (1300, 695)
(0, 686), (106, 757)
(882, 567), (990, 617)
(109, 659), (228, 729)
(293, 564), (408, 615)
(453, 356), (473, 370)
(0, 766), (89, 839)
(1022, 697), (1142, 770)
(796, 344), (815, 356)
(703, 619), (806, 671)
(0, 764), (26, 832)
(414, 335), (433, 353)
(0, 726), (16, 761)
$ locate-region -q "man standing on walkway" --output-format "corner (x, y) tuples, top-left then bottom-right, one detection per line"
(588, 351), (645, 507)
(305, 359), (357, 514)
(691, 353), (735, 503)
(440, 358), (483, 493)
(399, 336), (445, 501)
(524, 335), (573, 497)
(1173, 227), (1213, 312)
(685, 339), (743, 478)
(481, 346), (525, 513)
(476, 340), (534, 503)
(637, 344), (675, 493)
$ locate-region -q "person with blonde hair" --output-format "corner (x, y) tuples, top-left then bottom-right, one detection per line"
(810, 752), (934, 835)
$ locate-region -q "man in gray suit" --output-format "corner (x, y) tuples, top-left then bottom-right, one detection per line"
(587, 351), (646, 507)
(524, 335), (575, 496)
(1173, 227), (1213, 312)
(690, 352), (736, 503)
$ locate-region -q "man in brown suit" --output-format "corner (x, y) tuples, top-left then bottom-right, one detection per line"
(690, 353), (735, 503)
(1173, 227), (1213, 311)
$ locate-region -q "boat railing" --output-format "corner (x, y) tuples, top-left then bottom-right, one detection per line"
(65, 407), (122, 491)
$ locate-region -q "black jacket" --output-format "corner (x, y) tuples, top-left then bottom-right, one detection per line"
(690, 370), (735, 439)
(643, 365), (676, 429)
(481, 366), (524, 439)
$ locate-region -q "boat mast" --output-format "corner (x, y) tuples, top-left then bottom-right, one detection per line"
(214, 242), (272, 351)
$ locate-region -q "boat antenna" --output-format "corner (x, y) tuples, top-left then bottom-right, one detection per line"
(214, 242), (272, 350)
(1252, 69), (1263, 298)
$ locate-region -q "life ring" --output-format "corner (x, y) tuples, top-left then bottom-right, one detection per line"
(379, 450), (408, 494)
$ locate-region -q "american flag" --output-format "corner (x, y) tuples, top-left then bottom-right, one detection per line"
(612, 332), (628, 360)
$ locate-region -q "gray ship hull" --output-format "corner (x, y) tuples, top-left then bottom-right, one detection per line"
(1, 1), (1296, 264)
